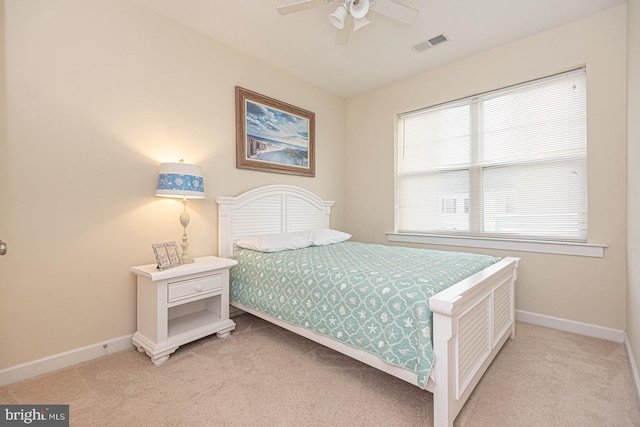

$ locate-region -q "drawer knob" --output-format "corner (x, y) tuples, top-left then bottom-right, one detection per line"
(195, 285), (203, 292)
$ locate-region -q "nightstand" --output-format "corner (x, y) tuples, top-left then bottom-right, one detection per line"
(130, 256), (237, 365)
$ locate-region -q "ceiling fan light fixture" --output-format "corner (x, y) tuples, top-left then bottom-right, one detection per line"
(329, 2), (348, 29)
(278, 0), (420, 45)
(349, 0), (369, 19)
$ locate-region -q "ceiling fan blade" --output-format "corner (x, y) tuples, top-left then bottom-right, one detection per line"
(277, 0), (333, 16)
(371, 0), (419, 25)
(352, 16), (370, 31)
(335, 16), (353, 45)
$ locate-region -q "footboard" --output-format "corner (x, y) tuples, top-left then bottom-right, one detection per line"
(429, 257), (519, 427)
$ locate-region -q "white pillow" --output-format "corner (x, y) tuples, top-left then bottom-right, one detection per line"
(235, 232), (312, 253)
(306, 228), (351, 246)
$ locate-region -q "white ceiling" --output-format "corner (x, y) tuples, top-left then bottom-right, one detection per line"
(127, 0), (626, 98)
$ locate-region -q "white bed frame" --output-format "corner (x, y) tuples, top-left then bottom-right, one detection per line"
(217, 185), (519, 427)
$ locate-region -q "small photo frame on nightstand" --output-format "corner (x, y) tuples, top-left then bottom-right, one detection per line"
(152, 241), (182, 270)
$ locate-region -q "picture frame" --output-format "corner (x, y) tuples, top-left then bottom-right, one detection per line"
(152, 242), (182, 270)
(164, 242), (181, 266)
(235, 86), (315, 177)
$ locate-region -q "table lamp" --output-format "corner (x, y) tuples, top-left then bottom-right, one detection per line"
(156, 159), (205, 264)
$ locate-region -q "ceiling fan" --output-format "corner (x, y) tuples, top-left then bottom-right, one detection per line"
(277, 0), (419, 45)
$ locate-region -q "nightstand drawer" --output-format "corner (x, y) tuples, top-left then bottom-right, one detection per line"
(168, 274), (222, 303)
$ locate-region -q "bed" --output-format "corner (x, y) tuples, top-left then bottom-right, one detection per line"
(217, 185), (519, 427)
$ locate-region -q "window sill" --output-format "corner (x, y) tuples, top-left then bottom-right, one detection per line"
(386, 233), (606, 258)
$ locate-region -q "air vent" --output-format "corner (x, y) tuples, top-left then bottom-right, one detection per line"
(411, 33), (450, 53)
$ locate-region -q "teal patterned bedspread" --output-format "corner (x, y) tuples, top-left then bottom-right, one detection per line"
(229, 241), (500, 388)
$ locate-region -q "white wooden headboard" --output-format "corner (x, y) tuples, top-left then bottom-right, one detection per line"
(216, 185), (335, 257)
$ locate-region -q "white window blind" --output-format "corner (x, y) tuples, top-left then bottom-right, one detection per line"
(397, 68), (587, 242)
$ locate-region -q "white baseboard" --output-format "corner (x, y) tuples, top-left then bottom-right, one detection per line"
(624, 332), (640, 404)
(0, 311), (630, 388)
(0, 334), (133, 387)
(516, 309), (624, 343)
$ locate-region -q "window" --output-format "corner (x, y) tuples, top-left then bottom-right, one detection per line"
(396, 68), (587, 242)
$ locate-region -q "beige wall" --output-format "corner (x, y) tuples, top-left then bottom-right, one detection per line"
(627, 0), (640, 388)
(345, 5), (628, 329)
(0, 0), (346, 369)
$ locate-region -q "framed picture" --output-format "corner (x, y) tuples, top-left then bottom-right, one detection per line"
(164, 242), (181, 266)
(152, 242), (182, 270)
(235, 86), (315, 177)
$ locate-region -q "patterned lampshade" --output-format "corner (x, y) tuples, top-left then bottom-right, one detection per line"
(156, 161), (205, 199)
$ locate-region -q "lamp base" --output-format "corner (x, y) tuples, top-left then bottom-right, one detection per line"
(180, 200), (195, 264)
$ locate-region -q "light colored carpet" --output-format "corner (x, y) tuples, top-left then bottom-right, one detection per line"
(1, 314), (639, 426)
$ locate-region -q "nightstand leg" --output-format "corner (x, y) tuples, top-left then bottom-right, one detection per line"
(152, 355), (171, 366)
(133, 333), (178, 365)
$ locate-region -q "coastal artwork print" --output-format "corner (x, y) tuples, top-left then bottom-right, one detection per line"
(235, 86), (315, 177)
